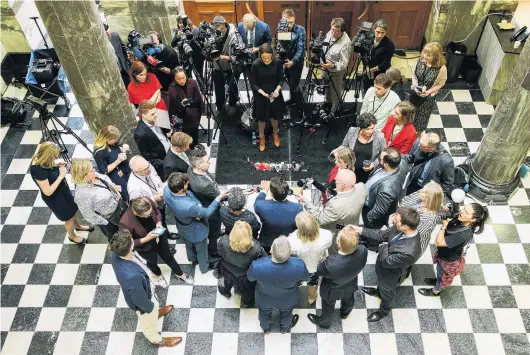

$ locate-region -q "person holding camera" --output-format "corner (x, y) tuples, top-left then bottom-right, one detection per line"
(279, 9), (306, 109)
(220, 187), (261, 239)
(251, 43), (285, 151)
(172, 15), (205, 77)
(94, 125), (131, 201)
(362, 19), (395, 92)
(167, 67), (203, 147)
(360, 73), (401, 130)
(147, 32), (181, 92)
(120, 197), (193, 284)
(321, 18), (351, 114)
(419, 203), (488, 297)
(128, 61), (167, 110)
(211, 16), (244, 115)
(238, 14), (272, 63)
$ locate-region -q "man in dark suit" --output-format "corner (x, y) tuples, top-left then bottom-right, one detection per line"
(307, 225), (368, 328)
(356, 207), (422, 322)
(134, 100), (171, 179)
(104, 23), (130, 88)
(404, 132), (455, 196)
(238, 14), (272, 61)
(163, 132), (192, 180)
(247, 237), (309, 333)
(187, 149), (222, 258)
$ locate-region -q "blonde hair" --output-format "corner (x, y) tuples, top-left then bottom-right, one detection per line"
(421, 42), (446, 68)
(395, 101), (416, 124)
(138, 100), (156, 115)
(170, 132), (193, 148)
(243, 13), (257, 28)
(71, 159), (93, 184)
(419, 181), (444, 213)
(32, 142), (60, 169)
(229, 221), (254, 253)
(336, 147), (355, 170)
(295, 212), (320, 242)
(336, 225), (359, 254)
(94, 125), (121, 151)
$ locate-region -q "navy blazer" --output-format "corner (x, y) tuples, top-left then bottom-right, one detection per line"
(237, 20), (272, 48)
(247, 256), (309, 309)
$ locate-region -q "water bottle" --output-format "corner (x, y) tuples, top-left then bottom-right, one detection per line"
(252, 132), (257, 146)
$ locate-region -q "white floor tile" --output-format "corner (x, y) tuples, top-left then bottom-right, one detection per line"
(0, 244), (18, 264)
(516, 224), (530, 242)
(474, 333), (505, 355)
(341, 309), (368, 333)
(18, 285), (50, 307)
(451, 90), (473, 102)
(462, 286), (493, 309)
(499, 243), (529, 264)
(392, 309), (421, 333)
(422, 333), (451, 355)
(481, 264), (511, 286)
(68, 285), (97, 307)
(444, 128), (467, 142)
(0, 308), (17, 331)
(79, 244), (108, 264)
(487, 206), (515, 224)
(212, 333), (239, 355)
(3, 264), (33, 285)
(467, 141), (481, 154)
(166, 285), (193, 308)
(105, 332), (136, 355)
(264, 332), (291, 355)
(68, 104), (84, 117)
(318, 333), (344, 355)
(5, 206), (33, 225)
(53, 331), (84, 355)
(474, 102), (495, 115)
(34, 244), (63, 264)
(20, 174), (40, 190)
(239, 308), (263, 332)
(443, 309), (473, 333)
(493, 308), (526, 333)
(414, 286), (443, 309)
(215, 290), (242, 308)
(86, 307), (116, 331)
(188, 308), (215, 332)
(512, 285), (530, 308)
(370, 333), (397, 355)
(427, 114), (443, 128)
(0, 190), (18, 207)
(507, 188), (530, 206)
(437, 102), (458, 115)
(463, 244), (481, 264)
(97, 264), (119, 285)
(36, 307), (67, 331)
(1, 331), (33, 355)
(6, 158), (32, 174)
(20, 130), (43, 144)
(193, 265), (218, 285)
(291, 309), (317, 333)
(19, 225), (47, 243)
(474, 224), (498, 243)
(50, 264), (80, 285)
(459, 114), (482, 128)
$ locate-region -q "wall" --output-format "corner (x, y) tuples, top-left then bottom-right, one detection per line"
(513, 0), (530, 26)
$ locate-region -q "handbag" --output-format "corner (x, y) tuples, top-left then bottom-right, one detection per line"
(97, 178), (128, 225)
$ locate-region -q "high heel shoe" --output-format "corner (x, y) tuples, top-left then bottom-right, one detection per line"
(74, 226), (94, 232)
(68, 237), (87, 245)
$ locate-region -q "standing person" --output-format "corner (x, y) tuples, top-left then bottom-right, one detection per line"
(220, 187), (261, 238)
(120, 197), (193, 284)
(381, 101), (417, 154)
(307, 226), (368, 328)
(104, 23), (130, 88)
(127, 61), (167, 110)
(167, 68), (203, 147)
(215, 221), (267, 307)
(110, 230), (182, 348)
(251, 43), (285, 151)
(164, 172), (228, 273)
(30, 142), (91, 244)
(386, 67), (406, 101)
(94, 125), (131, 201)
(331, 113), (386, 184)
(419, 203), (488, 297)
(410, 42), (447, 133)
(71, 159), (126, 240)
(321, 18), (351, 114)
(360, 73), (401, 130)
(238, 13), (272, 63)
(279, 9), (306, 111)
(163, 132), (192, 178)
(288, 212), (333, 305)
(357, 207), (422, 322)
(247, 237), (309, 333)
(363, 19), (395, 92)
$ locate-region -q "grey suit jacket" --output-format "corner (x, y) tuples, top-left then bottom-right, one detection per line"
(187, 168), (220, 220)
(304, 184), (367, 253)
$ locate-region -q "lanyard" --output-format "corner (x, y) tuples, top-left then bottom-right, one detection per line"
(372, 90), (390, 115)
(91, 179), (121, 201)
(133, 173), (158, 194)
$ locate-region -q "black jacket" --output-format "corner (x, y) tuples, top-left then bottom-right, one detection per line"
(404, 139), (455, 195)
(109, 32), (129, 73)
(367, 36), (395, 77)
(187, 167), (221, 222)
(163, 149), (190, 180)
(317, 246), (368, 301)
(133, 120), (170, 178)
(362, 225), (422, 289)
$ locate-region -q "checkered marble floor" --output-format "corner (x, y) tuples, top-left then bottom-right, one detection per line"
(1, 80), (530, 355)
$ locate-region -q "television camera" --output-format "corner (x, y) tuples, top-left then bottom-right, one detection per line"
(351, 21), (374, 57)
(276, 18), (293, 61)
(309, 31), (326, 65)
(128, 30), (163, 69)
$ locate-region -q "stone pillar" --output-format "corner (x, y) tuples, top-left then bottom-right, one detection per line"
(34, 0), (136, 148)
(0, 0), (31, 53)
(128, 0), (173, 45)
(469, 41), (530, 203)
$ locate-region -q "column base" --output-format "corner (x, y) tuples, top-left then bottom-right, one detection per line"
(468, 164), (520, 204)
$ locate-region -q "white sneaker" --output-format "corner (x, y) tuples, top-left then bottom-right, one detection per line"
(178, 274), (195, 285)
(153, 275), (169, 288)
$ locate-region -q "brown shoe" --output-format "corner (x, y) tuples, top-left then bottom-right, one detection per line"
(158, 305), (174, 319)
(273, 133), (280, 147)
(259, 136), (266, 152)
(155, 336), (182, 347)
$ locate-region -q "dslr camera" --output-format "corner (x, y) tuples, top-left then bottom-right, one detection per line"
(351, 21), (374, 55)
(309, 31), (326, 65)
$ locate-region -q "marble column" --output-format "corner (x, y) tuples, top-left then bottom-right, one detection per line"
(469, 41), (530, 203)
(128, 0), (173, 45)
(34, 0), (136, 148)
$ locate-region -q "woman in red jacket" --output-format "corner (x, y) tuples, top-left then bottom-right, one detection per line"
(381, 100), (417, 154)
(127, 61), (167, 111)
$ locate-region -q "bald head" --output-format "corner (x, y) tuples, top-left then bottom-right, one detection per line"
(419, 132), (441, 153)
(129, 155), (150, 176)
(335, 169), (356, 191)
(243, 13), (257, 30)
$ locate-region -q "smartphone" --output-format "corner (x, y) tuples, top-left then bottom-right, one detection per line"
(153, 227), (166, 235)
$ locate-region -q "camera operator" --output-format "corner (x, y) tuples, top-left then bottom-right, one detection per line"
(211, 16), (244, 115)
(238, 13), (272, 65)
(279, 9), (306, 109)
(362, 19), (395, 92)
(171, 15), (205, 77)
(167, 67), (203, 147)
(321, 18), (351, 114)
(148, 32), (181, 92)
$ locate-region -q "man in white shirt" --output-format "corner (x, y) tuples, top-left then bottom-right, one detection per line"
(360, 73), (401, 130)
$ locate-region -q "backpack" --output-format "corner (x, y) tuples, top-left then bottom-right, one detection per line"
(452, 156), (472, 191)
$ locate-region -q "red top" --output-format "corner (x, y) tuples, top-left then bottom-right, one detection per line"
(381, 115), (417, 154)
(127, 73), (167, 110)
(328, 165), (340, 184)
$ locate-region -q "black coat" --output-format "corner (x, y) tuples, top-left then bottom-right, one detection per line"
(167, 79), (202, 129)
(109, 32), (129, 73)
(362, 225), (422, 290)
(367, 36), (395, 77)
(133, 120), (170, 178)
(317, 246), (368, 301)
(163, 149), (190, 180)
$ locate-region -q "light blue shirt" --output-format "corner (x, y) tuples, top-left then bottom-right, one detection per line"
(418, 160), (433, 186)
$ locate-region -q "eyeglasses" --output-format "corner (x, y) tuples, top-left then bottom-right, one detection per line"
(138, 166), (150, 173)
(331, 27), (341, 33)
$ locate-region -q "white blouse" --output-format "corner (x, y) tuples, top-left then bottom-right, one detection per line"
(288, 229), (333, 273)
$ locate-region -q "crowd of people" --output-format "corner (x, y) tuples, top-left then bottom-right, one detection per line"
(26, 11), (492, 349)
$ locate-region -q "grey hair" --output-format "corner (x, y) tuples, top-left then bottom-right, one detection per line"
(374, 19), (388, 30)
(212, 16), (227, 25)
(271, 236), (291, 263)
(425, 132), (441, 149)
(227, 187), (246, 211)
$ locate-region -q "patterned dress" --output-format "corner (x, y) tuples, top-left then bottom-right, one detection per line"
(410, 61), (441, 132)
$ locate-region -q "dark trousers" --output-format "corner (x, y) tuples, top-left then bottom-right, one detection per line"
(362, 74), (374, 93)
(98, 222), (119, 241)
(137, 232), (183, 276)
(319, 290), (355, 327)
(361, 205), (387, 251)
(377, 280), (399, 315)
(208, 216), (222, 256)
(258, 305), (294, 331)
(212, 68), (240, 110)
(218, 274), (255, 305)
(182, 126), (199, 148)
(285, 63), (304, 111)
(183, 237), (209, 273)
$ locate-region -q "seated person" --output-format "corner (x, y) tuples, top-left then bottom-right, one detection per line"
(381, 101), (417, 154)
(386, 67), (406, 101)
(220, 187), (261, 238)
(254, 177), (303, 253)
(360, 73), (401, 130)
(163, 132), (192, 179)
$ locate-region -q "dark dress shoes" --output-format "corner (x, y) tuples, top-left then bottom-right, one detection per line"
(424, 278), (437, 286)
(367, 311), (387, 322)
(74, 226), (94, 232)
(158, 305), (174, 319)
(361, 287), (378, 296)
(169, 246), (176, 255)
(167, 233), (180, 240)
(155, 337), (182, 347)
(281, 314), (299, 333)
(307, 313), (330, 329)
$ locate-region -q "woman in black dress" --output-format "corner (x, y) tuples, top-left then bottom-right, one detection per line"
(94, 125), (130, 201)
(251, 43), (284, 152)
(30, 142), (92, 244)
(410, 42), (447, 133)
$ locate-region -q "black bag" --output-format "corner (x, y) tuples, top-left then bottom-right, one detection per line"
(97, 178), (128, 226)
(1, 97), (27, 125)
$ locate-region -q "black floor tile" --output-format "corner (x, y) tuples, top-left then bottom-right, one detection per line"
(492, 224), (521, 243)
(469, 309), (498, 333)
(184, 332), (214, 355)
(448, 333), (478, 355)
(367, 309), (394, 333)
(74, 264), (102, 285)
(456, 102), (477, 114)
(506, 264), (530, 285)
(213, 308), (240, 333)
(478, 115), (492, 128)
(43, 285), (73, 307)
(13, 144), (38, 159)
(161, 307), (190, 332)
(61, 307), (91, 331)
(488, 286), (518, 308)
(418, 309), (446, 333)
(111, 308), (139, 332)
(10, 307), (41, 331)
(1, 174), (25, 190)
(463, 128), (484, 142)
(57, 244), (85, 264)
(27, 207), (52, 225)
(469, 90), (485, 101)
(476, 244), (503, 264)
(0, 225), (24, 243)
(27, 264), (56, 285)
(0, 285), (25, 307)
(28, 331), (59, 355)
(396, 333), (424, 355)
(449, 142), (471, 157)
(92, 285), (120, 307)
(190, 285), (217, 308)
(511, 206), (530, 224)
(12, 190), (39, 207)
(440, 115), (462, 128)
(439, 286), (467, 308)
(11, 244), (40, 263)
(343, 333), (370, 355)
(79, 332), (110, 355)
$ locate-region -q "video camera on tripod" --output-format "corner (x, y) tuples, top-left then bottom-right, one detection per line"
(351, 21), (374, 56)
(128, 30), (163, 69)
(231, 40), (254, 65)
(309, 31), (327, 65)
(196, 21), (222, 60)
(276, 18), (292, 61)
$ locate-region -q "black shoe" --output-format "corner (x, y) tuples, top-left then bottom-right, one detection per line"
(424, 278), (437, 286)
(285, 99), (295, 107)
(281, 314), (299, 333)
(167, 233), (180, 240)
(169, 246), (176, 255)
(367, 311), (387, 322)
(361, 287), (378, 296)
(263, 328), (270, 334)
(191, 261), (198, 266)
(227, 104), (237, 115)
(68, 237), (87, 245)
(340, 311), (351, 320)
(74, 226), (94, 232)
(210, 252), (221, 259)
(218, 287), (231, 299)
(240, 302), (253, 308)
(307, 313), (330, 329)
(418, 288), (441, 297)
